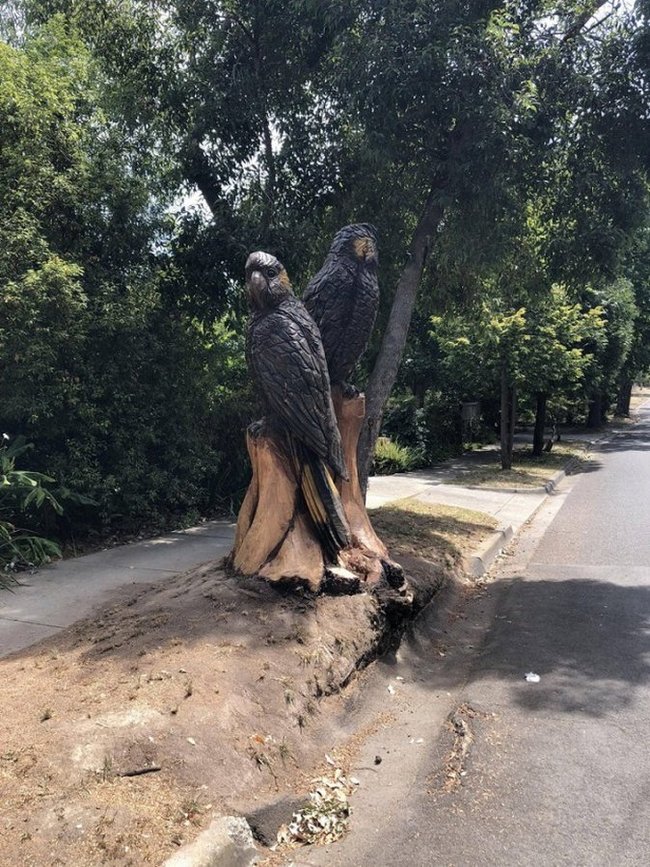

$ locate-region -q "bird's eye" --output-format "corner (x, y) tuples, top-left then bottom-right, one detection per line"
(267, 267), (277, 278)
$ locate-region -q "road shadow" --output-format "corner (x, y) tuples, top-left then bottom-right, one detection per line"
(598, 435), (650, 453)
(406, 574), (650, 718)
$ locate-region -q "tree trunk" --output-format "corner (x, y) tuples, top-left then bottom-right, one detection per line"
(500, 365), (516, 470)
(586, 392), (603, 428)
(616, 378), (633, 416)
(358, 190), (445, 494)
(532, 392), (547, 457)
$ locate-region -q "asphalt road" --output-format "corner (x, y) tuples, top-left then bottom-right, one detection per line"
(301, 405), (650, 867)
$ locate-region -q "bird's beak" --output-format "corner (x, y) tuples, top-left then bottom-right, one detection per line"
(247, 270), (266, 307)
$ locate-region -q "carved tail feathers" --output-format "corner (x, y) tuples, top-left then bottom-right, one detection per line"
(288, 436), (351, 562)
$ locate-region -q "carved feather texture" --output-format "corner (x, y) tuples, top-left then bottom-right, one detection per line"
(247, 295), (348, 481)
(303, 225), (380, 386)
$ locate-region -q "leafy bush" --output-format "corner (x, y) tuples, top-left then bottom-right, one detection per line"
(0, 436), (63, 586)
(381, 392), (464, 465)
(372, 437), (422, 475)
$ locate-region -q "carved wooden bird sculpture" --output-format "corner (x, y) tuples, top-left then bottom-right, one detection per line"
(303, 223), (379, 395)
(245, 251), (350, 560)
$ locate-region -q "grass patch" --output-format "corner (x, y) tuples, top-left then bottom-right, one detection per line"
(373, 436), (422, 475)
(370, 499), (498, 570)
(630, 387), (650, 412)
(449, 443), (590, 490)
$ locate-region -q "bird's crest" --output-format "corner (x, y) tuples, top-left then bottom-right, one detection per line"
(329, 223), (378, 263)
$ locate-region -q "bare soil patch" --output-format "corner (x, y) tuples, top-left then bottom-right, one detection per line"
(0, 502), (495, 866)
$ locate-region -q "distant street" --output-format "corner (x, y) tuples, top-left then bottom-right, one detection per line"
(303, 404), (650, 867)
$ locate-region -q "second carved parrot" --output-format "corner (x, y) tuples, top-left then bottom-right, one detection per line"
(303, 223), (379, 396)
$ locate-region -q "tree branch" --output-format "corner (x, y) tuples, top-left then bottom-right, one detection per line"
(358, 188), (445, 492)
(562, 1), (609, 43)
(183, 133), (222, 217)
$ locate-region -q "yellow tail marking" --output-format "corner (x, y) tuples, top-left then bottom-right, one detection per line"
(323, 466), (340, 497)
(302, 465), (327, 524)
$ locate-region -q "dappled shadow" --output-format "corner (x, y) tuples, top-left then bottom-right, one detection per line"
(565, 456), (603, 474)
(447, 450), (605, 490)
(598, 434), (650, 453)
(402, 574), (650, 718)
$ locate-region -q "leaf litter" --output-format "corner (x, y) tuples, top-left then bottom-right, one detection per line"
(276, 767), (360, 847)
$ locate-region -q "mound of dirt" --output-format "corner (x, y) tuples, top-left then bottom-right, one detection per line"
(0, 558), (433, 865)
(1, 496), (498, 866)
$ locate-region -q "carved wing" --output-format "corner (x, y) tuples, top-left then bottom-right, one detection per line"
(304, 258), (379, 383)
(249, 298), (346, 477)
(302, 256), (345, 369)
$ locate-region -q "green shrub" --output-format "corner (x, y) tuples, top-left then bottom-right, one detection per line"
(381, 391), (464, 465)
(373, 437), (422, 475)
(0, 436), (64, 587)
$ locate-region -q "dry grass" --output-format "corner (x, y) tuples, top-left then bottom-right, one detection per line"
(371, 499), (498, 566)
(448, 443), (590, 490)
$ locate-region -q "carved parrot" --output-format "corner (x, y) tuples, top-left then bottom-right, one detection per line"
(303, 223), (379, 395)
(245, 251), (350, 560)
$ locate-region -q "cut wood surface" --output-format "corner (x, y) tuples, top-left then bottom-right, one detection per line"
(229, 392), (394, 591)
(333, 389), (388, 559)
(231, 433), (325, 589)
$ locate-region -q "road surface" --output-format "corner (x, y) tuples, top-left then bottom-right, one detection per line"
(301, 405), (650, 866)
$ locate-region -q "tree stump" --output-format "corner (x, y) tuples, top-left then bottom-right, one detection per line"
(228, 391), (398, 593)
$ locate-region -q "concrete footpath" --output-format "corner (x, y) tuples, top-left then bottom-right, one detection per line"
(0, 452), (575, 659)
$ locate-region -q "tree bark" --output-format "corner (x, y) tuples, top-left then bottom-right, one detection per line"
(532, 392), (547, 457)
(500, 365), (516, 470)
(616, 378), (633, 416)
(184, 134), (222, 217)
(358, 190), (444, 494)
(260, 111), (276, 236)
(586, 392), (603, 428)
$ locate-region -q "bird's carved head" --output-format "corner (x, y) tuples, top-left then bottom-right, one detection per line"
(329, 223), (378, 266)
(245, 251), (293, 310)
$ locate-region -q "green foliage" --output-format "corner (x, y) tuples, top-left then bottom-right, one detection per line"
(430, 283), (610, 430)
(1, 1), (649, 540)
(0, 19), (253, 542)
(381, 392), (464, 465)
(0, 436), (63, 584)
(372, 437), (422, 476)
(620, 228), (650, 385)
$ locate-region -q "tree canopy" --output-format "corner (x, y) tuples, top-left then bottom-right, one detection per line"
(1, 0), (649, 537)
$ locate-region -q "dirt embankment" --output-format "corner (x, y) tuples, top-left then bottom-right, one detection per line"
(0, 502), (495, 866)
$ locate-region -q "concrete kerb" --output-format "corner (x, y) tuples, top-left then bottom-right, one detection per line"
(461, 466), (568, 578)
(463, 524), (514, 579)
(543, 467), (567, 493)
(161, 816), (259, 867)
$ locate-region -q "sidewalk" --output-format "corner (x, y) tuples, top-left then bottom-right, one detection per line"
(0, 452), (574, 659)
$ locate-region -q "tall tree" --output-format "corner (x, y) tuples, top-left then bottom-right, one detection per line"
(19, 0), (650, 491)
